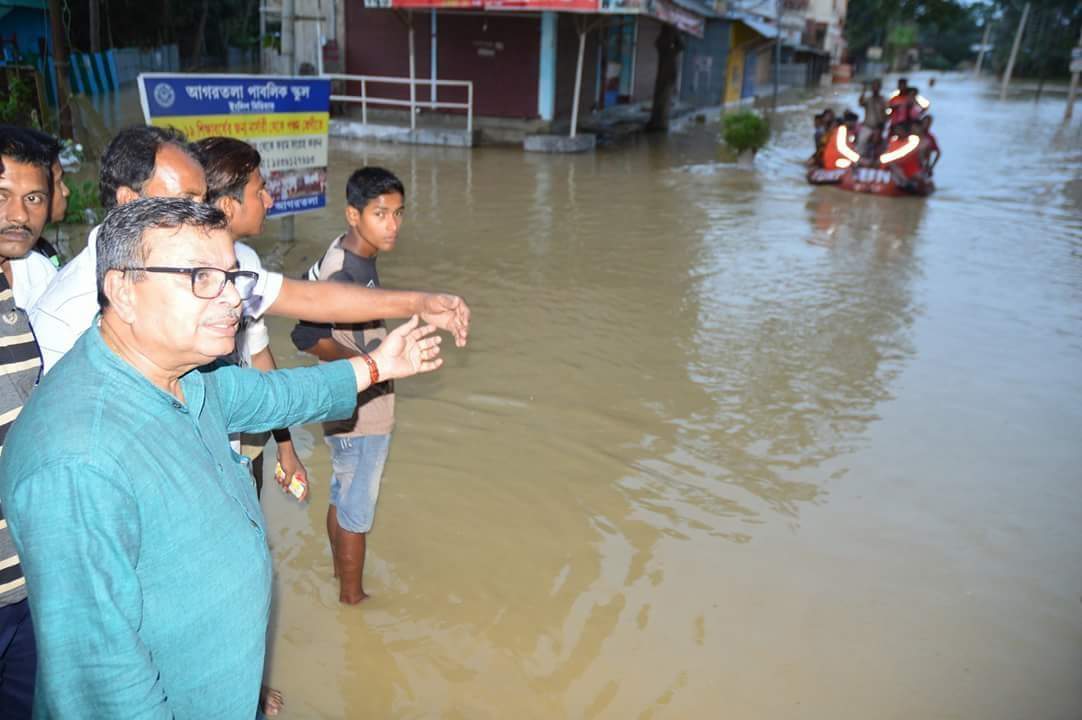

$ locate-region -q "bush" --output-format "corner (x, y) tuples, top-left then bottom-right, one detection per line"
(721, 110), (770, 154)
(0, 72), (41, 127)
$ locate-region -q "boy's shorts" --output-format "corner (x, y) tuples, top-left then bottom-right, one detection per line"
(326, 434), (392, 533)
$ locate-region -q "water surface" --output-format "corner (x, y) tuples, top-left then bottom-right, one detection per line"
(245, 76), (1082, 719)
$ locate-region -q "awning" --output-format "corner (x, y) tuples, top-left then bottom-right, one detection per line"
(790, 43), (830, 56)
(726, 12), (778, 40)
(599, 0), (706, 37)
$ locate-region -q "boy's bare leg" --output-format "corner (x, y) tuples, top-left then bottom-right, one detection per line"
(326, 505), (340, 578)
(335, 526), (369, 604)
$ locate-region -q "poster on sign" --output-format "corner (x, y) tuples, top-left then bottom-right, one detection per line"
(137, 74), (331, 217)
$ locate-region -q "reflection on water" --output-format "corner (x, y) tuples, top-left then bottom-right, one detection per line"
(247, 76), (1082, 719)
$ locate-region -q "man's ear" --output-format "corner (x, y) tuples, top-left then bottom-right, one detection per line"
(115, 186), (140, 206)
(345, 205), (362, 227)
(102, 269), (138, 324)
(216, 196), (236, 222)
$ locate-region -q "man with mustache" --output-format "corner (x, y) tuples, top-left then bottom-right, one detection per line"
(0, 197), (445, 718)
(19, 128), (70, 267)
(30, 125), (469, 373)
(0, 127), (61, 717)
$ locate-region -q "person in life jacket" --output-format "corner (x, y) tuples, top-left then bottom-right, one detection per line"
(821, 110), (860, 170)
(916, 114), (940, 176)
(813, 109), (836, 166)
(880, 122), (924, 189)
(887, 77), (930, 129)
(904, 87), (924, 124)
(887, 78), (912, 132)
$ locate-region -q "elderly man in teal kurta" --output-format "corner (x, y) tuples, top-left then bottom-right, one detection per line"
(0, 198), (443, 718)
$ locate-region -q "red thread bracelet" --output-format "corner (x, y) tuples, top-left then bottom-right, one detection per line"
(360, 352), (379, 385)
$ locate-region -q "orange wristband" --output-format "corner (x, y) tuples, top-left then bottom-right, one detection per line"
(360, 352), (379, 385)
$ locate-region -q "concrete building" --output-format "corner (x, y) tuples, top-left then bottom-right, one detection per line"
(322, 0), (713, 139)
(258, 0), (844, 145)
(724, 0), (846, 89)
(803, 0), (846, 64)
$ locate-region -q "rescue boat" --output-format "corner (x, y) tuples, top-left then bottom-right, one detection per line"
(806, 125), (934, 197)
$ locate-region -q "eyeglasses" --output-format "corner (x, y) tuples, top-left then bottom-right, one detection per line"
(119, 266), (259, 300)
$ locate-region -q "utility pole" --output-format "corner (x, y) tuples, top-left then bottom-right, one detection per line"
(1066, 27), (1082, 121)
(46, 0), (74, 138)
(1000, 2), (1030, 101)
(974, 21), (991, 77)
(89, 0), (101, 54)
(280, 0), (296, 242)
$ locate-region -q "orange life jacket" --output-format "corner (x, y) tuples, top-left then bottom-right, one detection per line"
(822, 125), (859, 170)
(880, 134), (922, 178)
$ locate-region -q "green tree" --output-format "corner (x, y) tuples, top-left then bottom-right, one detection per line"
(58, 0), (259, 66)
(845, 0), (981, 69)
(989, 0), (1081, 79)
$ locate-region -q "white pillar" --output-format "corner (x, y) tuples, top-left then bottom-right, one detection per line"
(408, 11), (417, 131)
(537, 12), (557, 121)
(570, 29), (586, 139)
(431, 11), (438, 109)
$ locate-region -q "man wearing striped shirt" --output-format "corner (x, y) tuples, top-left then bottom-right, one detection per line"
(0, 128), (58, 716)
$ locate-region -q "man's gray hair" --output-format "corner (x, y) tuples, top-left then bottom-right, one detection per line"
(96, 197), (228, 309)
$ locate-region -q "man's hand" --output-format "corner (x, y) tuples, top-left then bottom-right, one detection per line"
(420, 293), (470, 348)
(364, 316), (442, 387)
(275, 440), (308, 502)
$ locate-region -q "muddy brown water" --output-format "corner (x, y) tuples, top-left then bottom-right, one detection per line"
(71, 75), (1082, 718)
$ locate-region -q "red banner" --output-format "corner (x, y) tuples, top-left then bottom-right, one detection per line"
(484, 0), (596, 9)
(364, 0), (484, 7)
(364, 0), (703, 35)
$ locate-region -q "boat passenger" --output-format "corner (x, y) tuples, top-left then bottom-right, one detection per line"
(887, 78), (912, 132)
(916, 115), (940, 176)
(881, 122), (924, 189)
(858, 79), (887, 157)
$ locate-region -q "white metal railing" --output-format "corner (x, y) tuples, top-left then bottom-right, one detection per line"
(324, 73), (473, 136)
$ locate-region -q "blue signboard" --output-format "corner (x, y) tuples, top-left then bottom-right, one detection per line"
(138, 73), (331, 218)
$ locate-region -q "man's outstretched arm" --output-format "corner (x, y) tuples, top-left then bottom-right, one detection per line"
(268, 278), (470, 347)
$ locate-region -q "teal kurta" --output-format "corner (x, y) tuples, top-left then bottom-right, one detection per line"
(0, 325), (357, 719)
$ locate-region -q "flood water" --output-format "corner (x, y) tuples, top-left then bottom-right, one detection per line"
(220, 76), (1082, 719)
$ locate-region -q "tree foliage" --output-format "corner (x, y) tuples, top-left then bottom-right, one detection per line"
(721, 110), (770, 154)
(57, 0), (260, 63)
(988, 0), (1081, 79)
(846, 0), (1081, 76)
(845, 0), (981, 68)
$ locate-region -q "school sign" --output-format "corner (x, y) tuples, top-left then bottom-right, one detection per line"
(137, 74), (331, 217)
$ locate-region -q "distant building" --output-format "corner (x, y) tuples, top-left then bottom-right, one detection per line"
(315, 0), (714, 134)
(261, 0), (846, 141)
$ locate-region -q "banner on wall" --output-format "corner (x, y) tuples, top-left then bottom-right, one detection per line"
(364, 0), (595, 10)
(137, 73), (331, 218)
(360, 0), (704, 31)
(484, 0), (596, 10)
